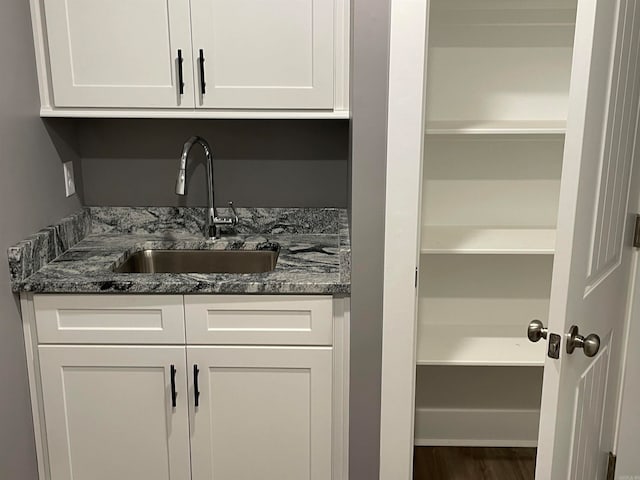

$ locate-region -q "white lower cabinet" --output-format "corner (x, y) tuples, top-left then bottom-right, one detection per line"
(26, 294), (346, 480)
(38, 346), (192, 480)
(188, 346), (333, 480)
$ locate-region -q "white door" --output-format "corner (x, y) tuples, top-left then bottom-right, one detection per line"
(188, 346), (332, 480)
(535, 0), (640, 477)
(38, 346), (191, 480)
(42, 0), (194, 108)
(189, 0), (334, 109)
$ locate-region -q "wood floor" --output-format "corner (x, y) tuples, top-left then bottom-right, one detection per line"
(414, 447), (537, 480)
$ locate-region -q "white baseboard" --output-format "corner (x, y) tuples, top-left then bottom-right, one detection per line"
(414, 407), (540, 448)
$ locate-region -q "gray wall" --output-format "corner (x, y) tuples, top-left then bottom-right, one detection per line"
(77, 119), (349, 208)
(0, 2), (388, 479)
(348, 0), (390, 479)
(0, 1), (82, 478)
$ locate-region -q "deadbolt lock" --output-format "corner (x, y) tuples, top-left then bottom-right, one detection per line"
(528, 320), (562, 359)
(547, 334), (561, 359)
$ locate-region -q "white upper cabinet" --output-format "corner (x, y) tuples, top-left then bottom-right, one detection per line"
(41, 0), (194, 108)
(31, 0), (349, 117)
(191, 0), (334, 109)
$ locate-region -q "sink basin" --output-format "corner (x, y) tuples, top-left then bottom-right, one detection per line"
(114, 249), (279, 274)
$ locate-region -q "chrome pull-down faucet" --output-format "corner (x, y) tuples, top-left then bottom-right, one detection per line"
(175, 136), (238, 240)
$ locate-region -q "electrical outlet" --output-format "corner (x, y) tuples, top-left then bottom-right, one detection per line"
(63, 161), (76, 197)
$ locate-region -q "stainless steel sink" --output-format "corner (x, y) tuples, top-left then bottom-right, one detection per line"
(114, 249), (279, 274)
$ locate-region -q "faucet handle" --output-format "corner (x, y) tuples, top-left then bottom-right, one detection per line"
(228, 201), (239, 224)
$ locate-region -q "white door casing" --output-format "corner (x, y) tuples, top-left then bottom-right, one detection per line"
(187, 346), (333, 480)
(189, 0), (334, 109)
(536, 0), (640, 477)
(42, 0), (194, 108)
(379, 0), (429, 478)
(38, 346), (191, 480)
(614, 237), (640, 476)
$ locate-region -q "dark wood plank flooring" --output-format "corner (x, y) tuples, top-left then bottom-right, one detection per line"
(414, 447), (536, 480)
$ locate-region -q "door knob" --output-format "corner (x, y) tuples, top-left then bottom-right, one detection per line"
(566, 325), (600, 357)
(527, 319), (548, 342)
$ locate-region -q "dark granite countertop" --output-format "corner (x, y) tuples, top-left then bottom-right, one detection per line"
(8, 207), (350, 295)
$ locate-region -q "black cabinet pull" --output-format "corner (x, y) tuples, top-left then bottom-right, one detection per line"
(194, 364), (200, 407)
(199, 49), (206, 95)
(177, 49), (184, 95)
(170, 364), (177, 408)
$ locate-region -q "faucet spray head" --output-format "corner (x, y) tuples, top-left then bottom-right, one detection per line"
(176, 140), (194, 195)
(175, 168), (187, 195)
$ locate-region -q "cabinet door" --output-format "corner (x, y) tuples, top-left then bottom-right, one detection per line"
(188, 346), (332, 480)
(190, 0), (334, 109)
(42, 0), (194, 108)
(38, 346), (191, 480)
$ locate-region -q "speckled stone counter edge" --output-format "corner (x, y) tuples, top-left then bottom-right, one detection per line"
(7, 209), (92, 290)
(338, 210), (351, 285)
(8, 207), (351, 293)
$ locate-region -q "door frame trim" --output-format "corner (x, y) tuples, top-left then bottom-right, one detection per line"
(378, 1), (429, 479)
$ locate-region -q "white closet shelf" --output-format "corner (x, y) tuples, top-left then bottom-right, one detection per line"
(425, 120), (567, 135)
(416, 324), (546, 366)
(421, 226), (556, 254)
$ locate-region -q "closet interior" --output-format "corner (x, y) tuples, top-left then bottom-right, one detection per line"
(415, 0), (578, 457)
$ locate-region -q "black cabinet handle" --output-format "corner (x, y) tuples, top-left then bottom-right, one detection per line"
(177, 49), (184, 95)
(170, 364), (177, 408)
(194, 364), (200, 407)
(199, 49), (206, 95)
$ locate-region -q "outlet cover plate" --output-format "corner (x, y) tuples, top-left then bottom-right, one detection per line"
(63, 161), (75, 197)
